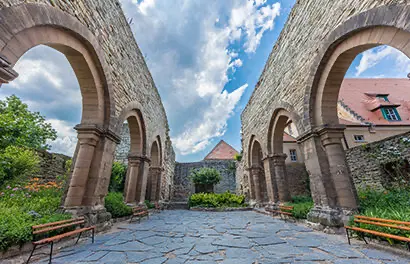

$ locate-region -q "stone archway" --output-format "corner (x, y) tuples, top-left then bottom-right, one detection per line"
(300, 5), (410, 226)
(146, 137), (163, 202)
(0, 4), (119, 213)
(122, 110), (148, 204)
(248, 137), (268, 204)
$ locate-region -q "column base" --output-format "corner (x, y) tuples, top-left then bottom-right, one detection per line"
(64, 206), (112, 232)
(307, 206), (356, 228)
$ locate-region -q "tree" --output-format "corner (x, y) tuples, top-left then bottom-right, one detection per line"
(0, 95), (57, 150)
(190, 168), (221, 193)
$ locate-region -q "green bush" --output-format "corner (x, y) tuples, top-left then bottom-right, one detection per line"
(0, 145), (40, 186)
(0, 184), (70, 251)
(354, 188), (410, 242)
(104, 192), (132, 218)
(285, 196), (314, 219)
(108, 162), (127, 193)
(189, 168), (221, 185)
(145, 200), (155, 209)
(188, 191), (246, 208)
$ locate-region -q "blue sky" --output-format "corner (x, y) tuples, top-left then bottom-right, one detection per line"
(1, 0), (409, 162)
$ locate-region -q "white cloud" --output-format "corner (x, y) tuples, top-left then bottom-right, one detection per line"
(356, 46), (410, 77)
(134, 0), (155, 15)
(121, 0), (280, 156)
(46, 119), (77, 157)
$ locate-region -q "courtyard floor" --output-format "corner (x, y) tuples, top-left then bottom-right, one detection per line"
(34, 210), (409, 264)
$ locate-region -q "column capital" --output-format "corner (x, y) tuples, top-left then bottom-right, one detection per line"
(271, 153), (287, 165)
(104, 128), (121, 144)
(75, 124), (104, 146)
(0, 54), (18, 84)
(149, 166), (164, 172)
(297, 125), (346, 144)
(318, 126), (346, 147)
(128, 153), (151, 164)
(247, 165), (262, 172)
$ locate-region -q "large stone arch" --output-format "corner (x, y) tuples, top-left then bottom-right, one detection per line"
(146, 136), (163, 202)
(247, 136), (268, 204)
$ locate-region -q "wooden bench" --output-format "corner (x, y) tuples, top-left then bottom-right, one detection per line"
(27, 217), (95, 264)
(130, 206), (149, 223)
(345, 215), (410, 251)
(154, 202), (161, 212)
(266, 205), (294, 220)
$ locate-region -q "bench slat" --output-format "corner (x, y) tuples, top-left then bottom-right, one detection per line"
(32, 217), (84, 230)
(279, 206), (293, 210)
(33, 226), (95, 245)
(355, 215), (410, 226)
(354, 219), (410, 232)
(33, 220), (85, 235)
(345, 226), (410, 243)
(271, 210), (293, 216)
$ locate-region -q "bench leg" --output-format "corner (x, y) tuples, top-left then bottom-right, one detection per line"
(345, 228), (351, 245)
(49, 242), (54, 264)
(92, 228), (95, 243)
(26, 244), (37, 264)
(76, 232), (82, 244)
(407, 242), (409, 251)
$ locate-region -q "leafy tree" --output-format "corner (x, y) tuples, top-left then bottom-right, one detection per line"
(189, 168), (221, 185)
(0, 95), (57, 150)
(108, 162), (127, 192)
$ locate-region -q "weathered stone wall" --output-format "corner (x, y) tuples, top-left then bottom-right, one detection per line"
(173, 160), (237, 201)
(0, 1), (175, 201)
(286, 163), (310, 197)
(115, 123), (130, 164)
(34, 150), (71, 182)
(346, 131), (410, 190)
(162, 137), (175, 201)
(241, 0), (408, 171)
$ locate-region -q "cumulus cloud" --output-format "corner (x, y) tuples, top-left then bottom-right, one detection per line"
(356, 46), (410, 77)
(46, 119), (77, 156)
(121, 0), (280, 156)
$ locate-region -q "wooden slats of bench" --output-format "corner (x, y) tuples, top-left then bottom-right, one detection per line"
(354, 219), (410, 232)
(355, 215), (410, 226)
(33, 220), (85, 235)
(345, 226), (410, 243)
(33, 226), (95, 245)
(279, 206), (293, 211)
(271, 210), (293, 216)
(32, 217), (84, 230)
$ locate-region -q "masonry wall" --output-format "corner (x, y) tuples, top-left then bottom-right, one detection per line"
(34, 150), (71, 182)
(0, 1), (175, 196)
(115, 124), (130, 164)
(346, 131), (410, 190)
(241, 0), (408, 174)
(173, 160), (237, 202)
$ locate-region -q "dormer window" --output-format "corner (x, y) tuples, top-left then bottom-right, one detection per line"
(376, 94), (389, 102)
(381, 107), (401, 121)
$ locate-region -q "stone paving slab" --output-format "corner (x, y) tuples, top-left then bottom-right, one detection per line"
(33, 210), (409, 263)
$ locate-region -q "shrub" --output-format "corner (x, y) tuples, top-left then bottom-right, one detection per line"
(233, 152), (242, 162)
(189, 168), (221, 185)
(0, 146), (40, 186)
(285, 196), (314, 219)
(108, 162), (127, 193)
(104, 192), (132, 218)
(144, 200), (155, 209)
(188, 191), (246, 208)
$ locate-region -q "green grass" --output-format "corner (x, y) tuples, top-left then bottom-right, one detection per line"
(285, 196), (314, 219)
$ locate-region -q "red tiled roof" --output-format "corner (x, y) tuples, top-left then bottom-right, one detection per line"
(338, 78), (410, 125)
(283, 132), (296, 142)
(204, 140), (239, 160)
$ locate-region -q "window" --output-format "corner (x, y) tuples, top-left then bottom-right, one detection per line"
(381, 107), (401, 121)
(376, 95), (389, 102)
(289, 149), (297, 162)
(353, 135), (365, 142)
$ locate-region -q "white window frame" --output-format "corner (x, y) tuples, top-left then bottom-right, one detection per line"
(289, 149), (297, 162)
(353, 135), (365, 142)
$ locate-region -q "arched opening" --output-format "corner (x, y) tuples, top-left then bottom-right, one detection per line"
(309, 24), (410, 213)
(146, 138), (162, 202)
(248, 138), (268, 204)
(0, 4), (115, 210)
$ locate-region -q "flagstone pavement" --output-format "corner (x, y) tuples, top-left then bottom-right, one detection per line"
(35, 210), (409, 264)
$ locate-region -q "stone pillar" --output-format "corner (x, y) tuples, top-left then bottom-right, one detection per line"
(271, 154), (291, 203)
(263, 157), (279, 204)
(319, 128), (358, 210)
(124, 156), (142, 204)
(149, 166), (162, 201)
(136, 158), (150, 204)
(64, 126), (101, 207)
(249, 166), (262, 202)
(246, 167), (255, 200)
(0, 55), (18, 85)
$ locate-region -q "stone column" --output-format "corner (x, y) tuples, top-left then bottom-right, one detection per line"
(272, 154), (291, 203)
(249, 166), (262, 202)
(149, 166), (162, 201)
(64, 127), (101, 207)
(0, 55), (18, 85)
(125, 156), (142, 204)
(263, 157), (279, 204)
(136, 158), (150, 204)
(319, 128), (358, 210)
(246, 167), (255, 200)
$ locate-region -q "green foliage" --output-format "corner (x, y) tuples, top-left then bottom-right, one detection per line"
(0, 95), (57, 150)
(188, 191), (246, 208)
(104, 192), (132, 218)
(233, 152), (242, 162)
(108, 162), (127, 193)
(0, 184), (70, 251)
(0, 146), (40, 186)
(189, 168), (221, 185)
(144, 200), (155, 209)
(355, 188), (410, 242)
(285, 196), (314, 219)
